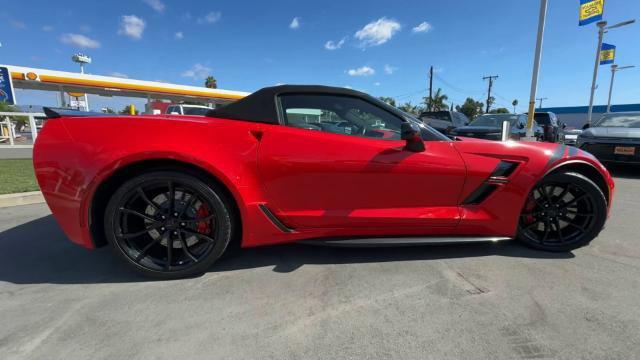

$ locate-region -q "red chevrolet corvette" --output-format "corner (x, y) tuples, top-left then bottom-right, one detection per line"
(34, 85), (614, 278)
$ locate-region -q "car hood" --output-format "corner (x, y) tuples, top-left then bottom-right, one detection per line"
(452, 125), (502, 134)
(582, 127), (640, 139)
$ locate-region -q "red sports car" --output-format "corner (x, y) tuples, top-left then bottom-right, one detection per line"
(34, 85), (614, 279)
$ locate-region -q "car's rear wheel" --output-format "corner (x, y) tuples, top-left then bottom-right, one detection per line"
(517, 171), (606, 252)
(104, 171), (232, 279)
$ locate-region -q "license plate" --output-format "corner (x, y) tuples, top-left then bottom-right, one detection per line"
(614, 146), (636, 155)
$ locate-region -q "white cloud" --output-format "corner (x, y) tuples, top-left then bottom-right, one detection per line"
(198, 12), (221, 24)
(175, 31), (184, 39)
(60, 33), (101, 48)
(324, 37), (346, 50)
(41, 25), (53, 32)
(412, 21), (432, 33)
(347, 66), (375, 77)
(374, 82), (381, 86)
(354, 17), (401, 47)
(10, 20), (26, 29)
(181, 63), (212, 80)
(384, 64), (397, 74)
(110, 72), (129, 78)
(142, 0), (165, 13)
(118, 15), (146, 40)
(289, 17), (300, 29)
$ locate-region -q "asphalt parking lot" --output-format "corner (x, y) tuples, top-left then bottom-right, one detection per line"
(1, 166), (640, 360)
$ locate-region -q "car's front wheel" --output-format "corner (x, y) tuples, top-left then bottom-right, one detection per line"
(104, 171), (233, 279)
(517, 171), (607, 252)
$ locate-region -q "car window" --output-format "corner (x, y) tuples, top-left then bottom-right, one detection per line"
(518, 115), (527, 127)
(183, 107), (211, 116)
(279, 94), (404, 140)
(166, 106), (174, 114)
(455, 113), (469, 126)
(595, 113), (640, 128)
(421, 111), (452, 123)
(534, 113), (550, 125)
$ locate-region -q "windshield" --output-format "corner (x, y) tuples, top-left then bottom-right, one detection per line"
(470, 114), (519, 127)
(595, 113), (640, 128)
(534, 113), (550, 125)
(183, 107), (212, 116)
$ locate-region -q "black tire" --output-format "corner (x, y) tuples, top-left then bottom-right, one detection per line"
(104, 171), (233, 279)
(517, 171), (607, 252)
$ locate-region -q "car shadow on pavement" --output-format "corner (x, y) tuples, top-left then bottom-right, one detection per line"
(0, 215), (573, 285)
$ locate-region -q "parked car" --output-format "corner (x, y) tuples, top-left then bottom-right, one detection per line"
(166, 104), (213, 116)
(530, 112), (560, 142)
(419, 110), (469, 134)
(577, 112), (640, 164)
(36, 85), (613, 279)
(450, 114), (543, 141)
(560, 127), (582, 146)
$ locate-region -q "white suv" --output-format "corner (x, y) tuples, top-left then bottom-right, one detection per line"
(166, 104), (212, 116)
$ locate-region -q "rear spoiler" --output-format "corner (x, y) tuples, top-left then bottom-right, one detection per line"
(43, 107), (113, 119)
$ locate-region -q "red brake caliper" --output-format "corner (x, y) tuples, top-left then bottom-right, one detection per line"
(195, 204), (212, 234)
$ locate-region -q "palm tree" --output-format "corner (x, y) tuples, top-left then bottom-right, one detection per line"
(204, 76), (217, 89)
(398, 102), (422, 116)
(423, 88), (448, 111)
(512, 99), (518, 114)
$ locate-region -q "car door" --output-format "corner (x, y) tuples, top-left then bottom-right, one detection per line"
(257, 93), (467, 231)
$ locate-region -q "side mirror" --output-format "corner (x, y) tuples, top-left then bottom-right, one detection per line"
(582, 123), (590, 130)
(401, 122), (425, 152)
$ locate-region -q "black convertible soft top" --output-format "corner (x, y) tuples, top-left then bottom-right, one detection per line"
(206, 85), (375, 124)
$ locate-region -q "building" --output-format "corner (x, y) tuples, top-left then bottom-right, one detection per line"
(538, 104), (640, 129)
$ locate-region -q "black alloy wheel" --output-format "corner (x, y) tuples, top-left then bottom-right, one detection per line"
(104, 171), (232, 278)
(518, 171), (607, 252)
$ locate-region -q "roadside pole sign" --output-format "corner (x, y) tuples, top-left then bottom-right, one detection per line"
(600, 43), (616, 65)
(579, 0), (605, 26)
(0, 66), (16, 105)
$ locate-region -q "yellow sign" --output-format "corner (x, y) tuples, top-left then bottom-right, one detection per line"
(599, 43), (615, 65)
(579, 0), (604, 26)
(67, 92), (85, 98)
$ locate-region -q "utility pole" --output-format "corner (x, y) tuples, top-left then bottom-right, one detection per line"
(428, 66), (433, 111)
(536, 97), (548, 109)
(482, 75), (498, 113)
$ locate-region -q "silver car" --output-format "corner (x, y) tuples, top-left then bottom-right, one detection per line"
(577, 112), (640, 164)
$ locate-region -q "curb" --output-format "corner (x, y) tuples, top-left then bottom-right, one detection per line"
(0, 191), (45, 208)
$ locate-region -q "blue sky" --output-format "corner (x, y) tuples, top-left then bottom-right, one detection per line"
(1, 0), (639, 112)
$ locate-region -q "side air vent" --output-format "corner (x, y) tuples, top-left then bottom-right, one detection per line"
(462, 161), (520, 205)
(492, 161), (519, 177)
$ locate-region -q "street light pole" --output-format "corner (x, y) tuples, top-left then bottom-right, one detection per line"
(525, 0), (548, 140)
(606, 65), (635, 113)
(586, 19), (635, 125)
(586, 21), (607, 126)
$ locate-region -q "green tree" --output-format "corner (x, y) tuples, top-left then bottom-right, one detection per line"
(512, 99), (518, 113)
(378, 96), (396, 107)
(204, 76), (217, 89)
(423, 88), (449, 111)
(455, 98), (484, 120)
(489, 107), (510, 114)
(398, 102), (422, 116)
(0, 102), (28, 129)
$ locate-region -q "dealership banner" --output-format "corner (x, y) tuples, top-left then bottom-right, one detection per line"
(599, 43), (616, 65)
(579, 0), (605, 26)
(0, 66), (16, 105)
